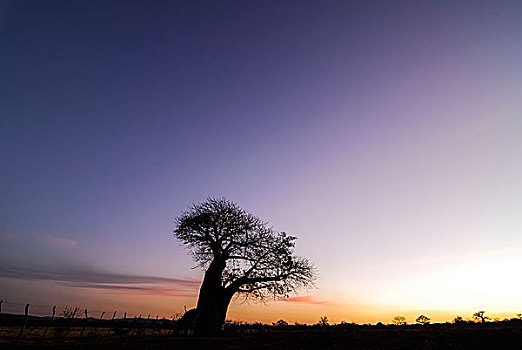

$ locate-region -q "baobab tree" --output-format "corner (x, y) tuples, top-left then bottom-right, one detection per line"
(391, 315), (407, 325)
(174, 198), (316, 335)
(472, 311), (490, 323)
(415, 314), (430, 325)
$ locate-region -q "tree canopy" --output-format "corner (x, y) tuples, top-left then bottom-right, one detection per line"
(174, 197), (316, 301)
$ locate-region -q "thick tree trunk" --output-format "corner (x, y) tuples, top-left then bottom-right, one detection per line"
(193, 257), (233, 336)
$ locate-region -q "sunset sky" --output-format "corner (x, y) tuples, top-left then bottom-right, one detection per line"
(1, 0), (521, 324)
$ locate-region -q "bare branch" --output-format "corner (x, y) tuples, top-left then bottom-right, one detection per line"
(174, 197), (317, 303)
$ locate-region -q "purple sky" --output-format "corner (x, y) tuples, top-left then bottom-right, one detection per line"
(1, 0), (522, 323)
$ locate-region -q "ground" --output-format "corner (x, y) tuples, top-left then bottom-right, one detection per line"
(2, 324), (522, 350)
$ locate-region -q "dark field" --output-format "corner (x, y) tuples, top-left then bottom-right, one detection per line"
(3, 323), (522, 350)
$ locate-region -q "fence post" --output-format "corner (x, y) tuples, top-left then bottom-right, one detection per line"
(16, 303), (30, 343)
(108, 311), (116, 335)
(123, 312), (127, 336)
(132, 316), (137, 337)
(42, 305), (56, 341)
(80, 309), (88, 337)
(170, 316), (177, 335)
(152, 315), (158, 336)
(0, 299), (2, 313)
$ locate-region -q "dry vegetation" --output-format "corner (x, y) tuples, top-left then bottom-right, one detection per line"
(2, 319), (522, 350)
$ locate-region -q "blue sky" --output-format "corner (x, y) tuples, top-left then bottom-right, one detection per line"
(1, 0), (522, 323)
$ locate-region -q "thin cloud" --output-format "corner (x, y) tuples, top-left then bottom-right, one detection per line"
(43, 234), (78, 248)
(280, 295), (330, 305)
(66, 282), (197, 297)
(0, 262), (200, 296)
(0, 228), (16, 240)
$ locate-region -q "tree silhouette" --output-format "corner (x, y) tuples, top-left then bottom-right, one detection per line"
(275, 319), (289, 327)
(472, 311), (490, 323)
(391, 316), (407, 325)
(453, 316), (464, 324)
(415, 314), (430, 325)
(318, 316), (329, 326)
(174, 198), (316, 335)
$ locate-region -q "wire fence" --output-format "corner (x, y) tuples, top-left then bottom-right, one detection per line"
(0, 299), (182, 344)
(0, 299), (176, 319)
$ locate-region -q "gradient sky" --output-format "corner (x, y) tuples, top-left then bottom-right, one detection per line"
(1, 0), (522, 324)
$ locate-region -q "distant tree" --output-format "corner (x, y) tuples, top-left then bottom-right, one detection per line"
(170, 312), (183, 321)
(415, 314), (430, 325)
(61, 306), (79, 319)
(472, 311), (490, 323)
(318, 316), (329, 326)
(275, 319), (288, 327)
(453, 316), (464, 324)
(174, 198), (316, 335)
(391, 316), (407, 325)
(517, 313), (522, 320)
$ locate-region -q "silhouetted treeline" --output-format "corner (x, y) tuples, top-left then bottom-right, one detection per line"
(221, 317), (522, 334)
(2, 312), (522, 331)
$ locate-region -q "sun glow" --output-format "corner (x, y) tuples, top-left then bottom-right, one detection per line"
(371, 247), (522, 312)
